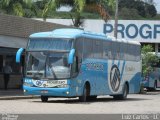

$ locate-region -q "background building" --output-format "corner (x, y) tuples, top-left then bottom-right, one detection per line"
(0, 14), (68, 89)
(41, 19), (160, 55)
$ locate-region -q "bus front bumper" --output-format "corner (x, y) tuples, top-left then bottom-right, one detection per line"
(23, 86), (71, 97)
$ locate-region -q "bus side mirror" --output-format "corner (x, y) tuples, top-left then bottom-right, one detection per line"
(16, 48), (24, 63)
(68, 49), (75, 64)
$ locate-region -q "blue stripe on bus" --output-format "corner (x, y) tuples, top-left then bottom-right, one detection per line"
(117, 60), (120, 68)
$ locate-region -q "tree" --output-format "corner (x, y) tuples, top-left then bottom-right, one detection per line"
(141, 45), (159, 76)
(0, 0), (115, 26)
(70, 0), (85, 27)
(36, 0), (115, 26)
(71, 0), (113, 27)
(145, 4), (157, 17)
(118, 0), (157, 18)
(41, 0), (57, 21)
(34, 0), (85, 24)
(0, 0), (32, 17)
(119, 7), (142, 20)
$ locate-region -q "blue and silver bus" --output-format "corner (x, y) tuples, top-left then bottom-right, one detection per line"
(16, 28), (141, 102)
(143, 61), (160, 90)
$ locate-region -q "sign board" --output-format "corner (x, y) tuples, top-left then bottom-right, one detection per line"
(40, 19), (160, 43)
(103, 20), (160, 43)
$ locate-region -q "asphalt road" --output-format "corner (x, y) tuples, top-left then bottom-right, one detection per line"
(0, 91), (160, 114)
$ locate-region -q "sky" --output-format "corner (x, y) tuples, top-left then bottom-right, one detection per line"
(154, 0), (160, 13)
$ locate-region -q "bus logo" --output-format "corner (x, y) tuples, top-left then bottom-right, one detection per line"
(36, 80), (43, 87)
(110, 65), (121, 92)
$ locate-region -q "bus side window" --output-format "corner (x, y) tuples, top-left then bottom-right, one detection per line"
(103, 41), (111, 59)
(75, 38), (83, 59)
(136, 45), (141, 61)
(119, 43), (123, 60)
(120, 43), (127, 60)
(126, 44), (130, 61)
(112, 42), (119, 60)
(93, 40), (103, 59)
(83, 38), (93, 58)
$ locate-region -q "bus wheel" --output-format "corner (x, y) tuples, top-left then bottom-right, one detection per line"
(41, 96), (48, 102)
(113, 83), (128, 100)
(88, 96), (97, 101)
(154, 81), (157, 90)
(79, 84), (89, 102)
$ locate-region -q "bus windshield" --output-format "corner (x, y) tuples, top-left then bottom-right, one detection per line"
(26, 51), (70, 80)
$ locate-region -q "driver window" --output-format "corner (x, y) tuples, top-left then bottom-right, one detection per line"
(32, 58), (39, 70)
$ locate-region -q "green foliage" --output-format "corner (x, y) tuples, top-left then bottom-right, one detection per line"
(146, 4), (157, 17)
(74, 0), (85, 13)
(141, 45), (159, 76)
(13, 2), (24, 16)
(71, 0), (85, 27)
(97, 0), (115, 16)
(99, 0), (115, 10)
(119, 0), (157, 19)
(34, 0), (85, 26)
(35, 0), (113, 25)
(42, 0), (56, 21)
(42, 11), (100, 19)
(1, 0), (159, 20)
(0, 0), (33, 17)
(119, 7), (143, 20)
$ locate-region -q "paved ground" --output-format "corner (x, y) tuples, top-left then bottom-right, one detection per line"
(0, 89), (39, 100)
(0, 89), (23, 96)
(0, 91), (160, 114)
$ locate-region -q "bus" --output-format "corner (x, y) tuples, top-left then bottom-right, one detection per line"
(143, 59), (160, 90)
(16, 28), (141, 102)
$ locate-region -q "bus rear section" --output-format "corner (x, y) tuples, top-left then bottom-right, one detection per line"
(143, 67), (160, 90)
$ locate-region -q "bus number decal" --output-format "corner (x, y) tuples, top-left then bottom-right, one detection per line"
(109, 65), (121, 92)
(86, 63), (104, 71)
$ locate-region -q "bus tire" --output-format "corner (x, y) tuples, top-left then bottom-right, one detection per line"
(153, 81), (157, 90)
(88, 96), (97, 101)
(41, 96), (48, 102)
(113, 83), (128, 100)
(79, 84), (90, 102)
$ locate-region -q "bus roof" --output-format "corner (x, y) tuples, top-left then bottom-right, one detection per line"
(29, 28), (140, 45)
(29, 28), (107, 40)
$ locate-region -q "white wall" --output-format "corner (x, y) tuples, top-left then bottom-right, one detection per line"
(36, 19), (160, 43)
(0, 35), (27, 48)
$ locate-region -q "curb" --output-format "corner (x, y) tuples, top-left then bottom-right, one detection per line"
(0, 95), (40, 100)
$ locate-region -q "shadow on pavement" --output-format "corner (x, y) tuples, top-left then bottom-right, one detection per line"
(32, 97), (150, 104)
(141, 89), (160, 95)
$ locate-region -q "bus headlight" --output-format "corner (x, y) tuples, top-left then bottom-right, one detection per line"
(24, 89), (28, 93)
(57, 84), (69, 88)
(66, 91), (69, 94)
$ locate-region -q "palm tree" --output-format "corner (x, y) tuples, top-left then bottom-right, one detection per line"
(70, 0), (85, 27)
(73, 0), (116, 26)
(0, 0), (32, 17)
(38, 0), (115, 26)
(41, 0), (57, 21)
